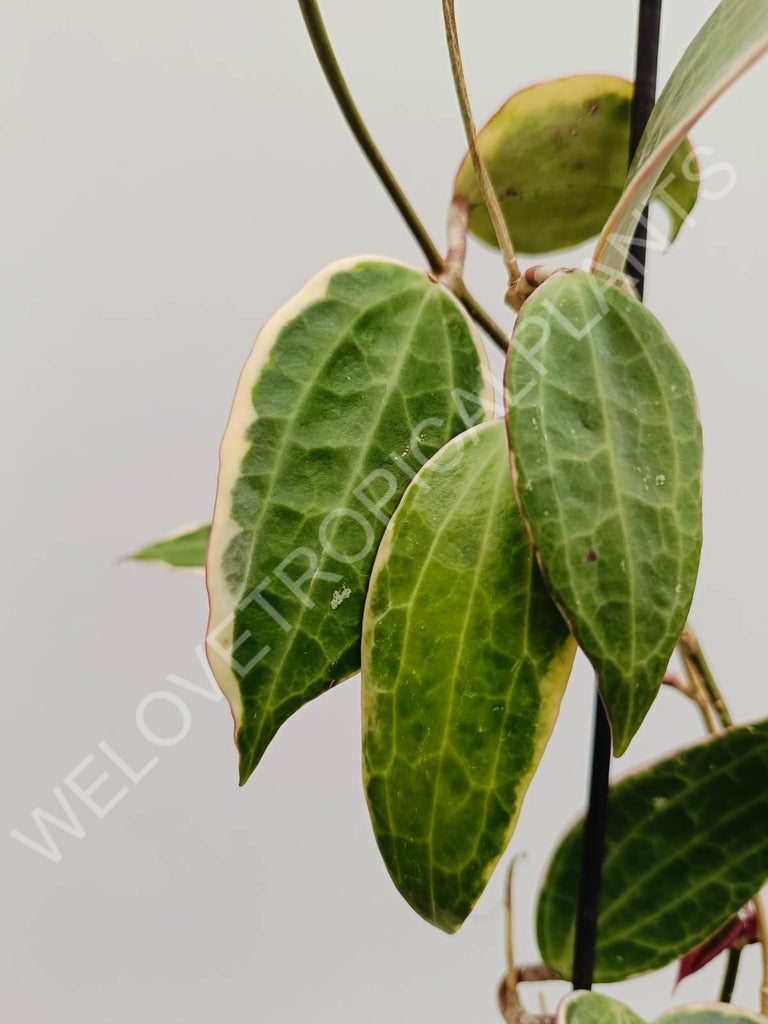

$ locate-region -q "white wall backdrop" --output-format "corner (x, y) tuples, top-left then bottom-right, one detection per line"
(2, 2), (766, 1021)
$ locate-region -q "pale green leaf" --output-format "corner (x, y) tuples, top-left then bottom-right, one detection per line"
(454, 75), (698, 255)
(126, 523), (209, 572)
(594, 0), (768, 278)
(557, 991), (645, 1024)
(506, 271), (702, 754)
(362, 421), (575, 932)
(537, 720), (768, 981)
(557, 993), (767, 1024)
(657, 1004), (768, 1024)
(206, 257), (492, 783)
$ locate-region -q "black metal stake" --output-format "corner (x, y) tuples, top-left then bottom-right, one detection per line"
(570, 0), (663, 991)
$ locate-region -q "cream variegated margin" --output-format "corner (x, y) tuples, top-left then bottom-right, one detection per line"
(592, 0), (768, 279)
(656, 1005), (768, 1024)
(205, 255), (493, 735)
(556, 991), (645, 1024)
(361, 421), (576, 932)
(557, 992), (768, 1024)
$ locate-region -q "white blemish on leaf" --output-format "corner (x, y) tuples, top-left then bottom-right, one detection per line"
(331, 585), (352, 610)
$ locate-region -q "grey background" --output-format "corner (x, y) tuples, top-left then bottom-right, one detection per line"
(2, 1), (766, 1021)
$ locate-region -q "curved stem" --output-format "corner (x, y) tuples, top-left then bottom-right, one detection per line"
(755, 899), (768, 1015)
(298, 0), (442, 275)
(441, 0), (520, 291)
(678, 626), (734, 728)
(297, 0), (510, 354)
(442, 196), (469, 292)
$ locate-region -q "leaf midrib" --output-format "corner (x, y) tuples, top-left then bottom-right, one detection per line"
(422, 445), (507, 919)
(244, 284), (438, 772)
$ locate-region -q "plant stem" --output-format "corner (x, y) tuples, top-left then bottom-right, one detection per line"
(672, 660), (719, 734)
(571, 0), (662, 990)
(679, 625), (734, 728)
(297, 0), (510, 353)
(454, 283), (509, 352)
(720, 947), (742, 1004)
(298, 0), (442, 274)
(443, 196), (469, 292)
(441, 0), (520, 292)
(755, 899), (768, 1014)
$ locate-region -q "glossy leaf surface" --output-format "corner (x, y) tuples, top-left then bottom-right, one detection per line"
(537, 720), (768, 981)
(594, 0), (768, 277)
(362, 421), (576, 932)
(506, 271), (702, 754)
(206, 257), (492, 783)
(454, 75), (698, 255)
(127, 524), (209, 572)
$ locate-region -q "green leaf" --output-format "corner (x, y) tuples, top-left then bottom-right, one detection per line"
(557, 991), (645, 1024)
(558, 994), (768, 1024)
(126, 523), (210, 572)
(593, 0), (768, 278)
(656, 1005), (768, 1024)
(506, 271), (702, 754)
(537, 720), (768, 981)
(361, 421), (576, 933)
(206, 257), (493, 783)
(453, 75), (698, 255)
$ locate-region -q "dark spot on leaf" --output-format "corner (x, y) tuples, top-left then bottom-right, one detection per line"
(587, 549), (597, 562)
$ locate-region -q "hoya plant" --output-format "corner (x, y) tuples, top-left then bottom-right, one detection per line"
(130, 1), (768, 1021)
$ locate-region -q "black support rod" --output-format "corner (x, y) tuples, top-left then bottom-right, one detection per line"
(570, 0), (663, 991)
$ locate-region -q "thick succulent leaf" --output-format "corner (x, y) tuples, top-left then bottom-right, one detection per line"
(537, 720), (768, 982)
(593, 0), (768, 278)
(453, 75), (698, 255)
(557, 991), (645, 1024)
(558, 994), (767, 1024)
(206, 257), (492, 783)
(126, 523), (209, 572)
(657, 1004), (768, 1024)
(361, 421), (576, 933)
(506, 271), (702, 754)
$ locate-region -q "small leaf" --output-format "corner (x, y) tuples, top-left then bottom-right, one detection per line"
(361, 421), (576, 932)
(657, 1004), (768, 1024)
(676, 905), (758, 987)
(557, 991), (645, 1024)
(506, 271), (702, 754)
(206, 257), (493, 783)
(537, 720), (768, 982)
(593, 0), (768, 278)
(558, 994), (768, 1024)
(126, 523), (210, 572)
(453, 75), (698, 255)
